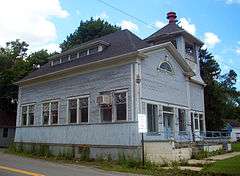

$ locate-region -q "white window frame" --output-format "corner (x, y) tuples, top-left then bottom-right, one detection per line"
(99, 89), (128, 123)
(114, 90), (128, 122)
(41, 100), (59, 126)
(67, 95), (90, 124)
(190, 111), (204, 132)
(157, 61), (174, 74)
(21, 103), (36, 126)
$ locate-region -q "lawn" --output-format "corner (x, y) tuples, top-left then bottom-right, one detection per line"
(203, 155), (240, 175)
(232, 142), (240, 152)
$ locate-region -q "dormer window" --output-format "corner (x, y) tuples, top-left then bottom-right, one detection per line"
(89, 47), (98, 54)
(158, 61), (173, 73)
(50, 40), (110, 67)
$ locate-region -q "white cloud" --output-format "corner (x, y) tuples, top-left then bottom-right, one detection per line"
(119, 20), (138, 31)
(225, 0), (240, 4)
(95, 11), (109, 19)
(179, 18), (196, 35)
(0, 0), (69, 53)
(155, 21), (167, 29)
(203, 32), (221, 48)
(32, 43), (61, 53)
(236, 48), (240, 55)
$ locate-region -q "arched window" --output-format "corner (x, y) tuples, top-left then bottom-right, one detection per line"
(158, 61), (173, 73)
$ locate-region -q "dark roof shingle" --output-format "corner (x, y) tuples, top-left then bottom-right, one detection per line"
(20, 30), (149, 82)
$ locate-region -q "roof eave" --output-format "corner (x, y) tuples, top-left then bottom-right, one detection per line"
(138, 42), (195, 77)
(15, 51), (141, 86)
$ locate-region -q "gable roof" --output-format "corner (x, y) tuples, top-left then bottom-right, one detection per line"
(145, 23), (204, 46)
(138, 42), (195, 77)
(18, 30), (149, 84)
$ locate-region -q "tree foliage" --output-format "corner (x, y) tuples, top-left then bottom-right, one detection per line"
(60, 18), (121, 51)
(199, 49), (240, 130)
(0, 40), (52, 112)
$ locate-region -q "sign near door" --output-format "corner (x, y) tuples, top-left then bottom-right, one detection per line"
(138, 114), (147, 133)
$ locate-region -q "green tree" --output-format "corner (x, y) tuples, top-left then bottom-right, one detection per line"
(199, 49), (240, 130)
(0, 40), (52, 112)
(60, 18), (121, 51)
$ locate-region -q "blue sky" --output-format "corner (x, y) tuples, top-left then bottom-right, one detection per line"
(0, 0), (239, 88)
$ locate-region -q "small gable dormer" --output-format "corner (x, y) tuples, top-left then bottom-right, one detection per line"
(145, 12), (204, 83)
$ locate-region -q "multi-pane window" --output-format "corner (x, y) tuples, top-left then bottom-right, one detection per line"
(21, 106), (27, 126)
(158, 61), (173, 73)
(69, 99), (77, 123)
(178, 109), (186, 132)
(28, 105), (35, 125)
(42, 102), (59, 125)
(115, 92), (127, 121)
(68, 97), (89, 124)
(79, 98), (88, 123)
(89, 47), (98, 55)
(51, 102), (59, 124)
(194, 113), (199, 130)
(3, 128), (8, 138)
(101, 104), (112, 122)
(21, 105), (35, 126)
(199, 114), (204, 132)
(163, 106), (174, 130)
(43, 103), (50, 125)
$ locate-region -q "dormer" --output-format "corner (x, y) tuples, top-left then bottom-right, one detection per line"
(50, 40), (110, 67)
(145, 12), (204, 83)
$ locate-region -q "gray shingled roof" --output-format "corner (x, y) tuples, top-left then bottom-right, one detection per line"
(145, 22), (203, 45)
(20, 30), (149, 81)
(146, 23), (184, 40)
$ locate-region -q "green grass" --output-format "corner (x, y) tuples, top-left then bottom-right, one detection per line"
(232, 142), (240, 152)
(203, 155), (240, 176)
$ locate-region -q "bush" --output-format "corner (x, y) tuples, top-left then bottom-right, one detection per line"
(79, 145), (90, 161)
(117, 152), (142, 168)
(193, 149), (225, 160)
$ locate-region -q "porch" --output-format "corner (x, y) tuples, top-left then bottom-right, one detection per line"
(143, 102), (230, 142)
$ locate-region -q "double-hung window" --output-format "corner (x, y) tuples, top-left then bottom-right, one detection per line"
(21, 106), (28, 126)
(178, 109), (186, 132)
(68, 96), (89, 124)
(43, 103), (50, 125)
(100, 90), (127, 122)
(42, 101), (59, 125)
(51, 102), (59, 124)
(21, 104), (35, 126)
(79, 98), (89, 123)
(101, 104), (112, 122)
(28, 105), (35, 125)
(114, 92), (127, 121)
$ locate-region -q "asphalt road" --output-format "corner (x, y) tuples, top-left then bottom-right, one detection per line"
(0, 150), (137, 176)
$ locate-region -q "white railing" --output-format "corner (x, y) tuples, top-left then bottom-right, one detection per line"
(145, 130), (230, 142)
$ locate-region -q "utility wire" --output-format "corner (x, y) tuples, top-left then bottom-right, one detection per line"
(96, 0), (158, 30)
(96, 0), (240, 75)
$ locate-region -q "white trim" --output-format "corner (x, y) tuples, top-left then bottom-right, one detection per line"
(20, 104), (36, 126)
(142, 99), (189, 110)
(67, 95), (90, 124)
(157, 61), (175, 75)
(41, 100), (60, 126)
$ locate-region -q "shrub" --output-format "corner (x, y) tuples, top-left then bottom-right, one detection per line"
(79, 145), (90, 161)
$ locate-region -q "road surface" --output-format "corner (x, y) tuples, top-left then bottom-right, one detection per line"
(0, 150), (137, 176)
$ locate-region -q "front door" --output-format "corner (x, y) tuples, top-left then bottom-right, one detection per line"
(147, 104), (158, 133)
